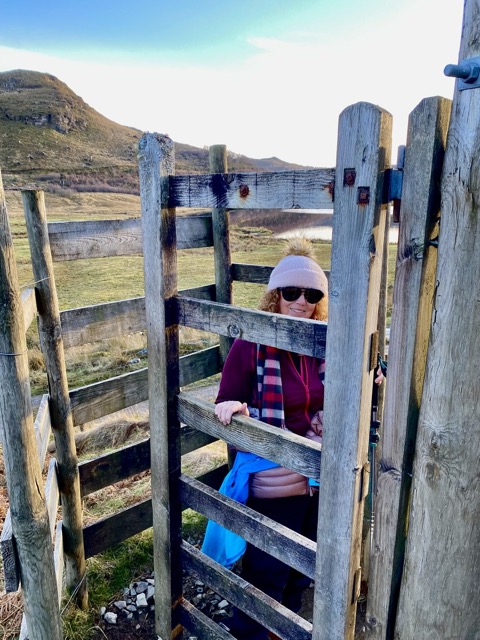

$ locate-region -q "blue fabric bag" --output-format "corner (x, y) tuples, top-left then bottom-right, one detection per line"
(201, 451), (279, 568)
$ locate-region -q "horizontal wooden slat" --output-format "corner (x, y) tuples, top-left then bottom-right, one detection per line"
(79, 439), (151, 497)
(177, 393), (321, 480)
(180, 424), (219, 456)
(231, 263), (330, 284)
(231, 263), (273, 284)
(60, 285), (216, 349)
(61, 297), (146, 348)
(21, 287), (37, 329)
(180, 475), (316, 578)
(48, 214), (213, 261)
(169, 169), (335, 210)
(181, 541), (312, 640)
(83, 498), (153, 558)
(82, 465), (227, 557)
(179, 284), (217, 300)
(70, 368), (149, 426)
(79, 427), (221, 497)
(177, 297), (327, 358)
(179, 345), (222, 387)
(70, 346), (221, 426)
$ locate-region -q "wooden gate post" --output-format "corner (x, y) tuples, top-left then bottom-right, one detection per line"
(313, 102), (392, 640)
(22, 190), (88, 608)
(395, 2), (480, 637)
(138, 133), (182, 640)
(209, 144), (233, 362)
(0, 172), (63, 640)
(365, 96), (451, 639)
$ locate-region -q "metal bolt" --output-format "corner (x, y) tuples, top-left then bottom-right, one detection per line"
(444, 62), (480, 84)
(357, 187), (370, 205)
(344, 169), (356, 186)
(228, 324), (241, 338)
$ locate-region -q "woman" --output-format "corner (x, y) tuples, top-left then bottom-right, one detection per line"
(212, 237), (328, 640)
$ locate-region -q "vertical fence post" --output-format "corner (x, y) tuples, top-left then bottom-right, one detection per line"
(313, 102), (392, 640)
(209, 144), (233, 362)
(395, 1), (480, 636)
(138, 133), (182, 640)
(22, 190), (88, 608)
(365, 96), (451, 639)
(0, 172), (63, 640)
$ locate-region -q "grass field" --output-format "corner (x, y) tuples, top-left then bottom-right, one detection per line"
(1, 190), (397, 639)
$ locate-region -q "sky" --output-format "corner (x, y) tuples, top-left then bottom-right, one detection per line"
(0, 0), (464, 167)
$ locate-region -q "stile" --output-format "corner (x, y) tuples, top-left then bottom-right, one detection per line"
(314, 102), (392, 640)
(23, 189), (88, 608)
(0, 171), (62, 639)
(395, 2), (480, 637)
(138, 132), (182, 639)
(366, 96), (451, 638)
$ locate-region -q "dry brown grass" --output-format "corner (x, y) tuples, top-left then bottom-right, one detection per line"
(0, 591), (23, 640)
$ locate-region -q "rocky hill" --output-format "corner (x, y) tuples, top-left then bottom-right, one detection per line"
(0, 70), (311, 194)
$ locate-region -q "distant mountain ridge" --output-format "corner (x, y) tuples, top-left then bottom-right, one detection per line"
(0, 69), (313, 194)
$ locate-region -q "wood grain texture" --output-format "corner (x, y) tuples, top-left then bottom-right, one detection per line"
(313, 102), (392, 640)
(366, 97), (451, 639)
(395, 4), (480, 638)
(48, 214), (212, 261)
(1, 394), (52, 592)
(210, 144), (233, 362)
(23, 189), (87, 607)
(177, 392), (322, 480)
(178, 297), (327, 358)
(138, 132), (181, 640)
(169, 168), (335, 209)
(0, 175), (62, 637)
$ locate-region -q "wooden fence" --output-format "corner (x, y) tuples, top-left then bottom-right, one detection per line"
(1, 55), (477, 638)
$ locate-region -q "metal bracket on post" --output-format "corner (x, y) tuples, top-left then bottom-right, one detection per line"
(444, 56), (480, 90)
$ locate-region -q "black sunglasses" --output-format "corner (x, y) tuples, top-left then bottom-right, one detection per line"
(279, 287), (324, 304)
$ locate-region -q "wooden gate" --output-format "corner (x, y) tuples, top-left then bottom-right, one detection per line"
(138, 99), (391, 639)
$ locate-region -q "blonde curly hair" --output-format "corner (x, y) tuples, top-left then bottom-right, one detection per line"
(258, 237), (328, 321)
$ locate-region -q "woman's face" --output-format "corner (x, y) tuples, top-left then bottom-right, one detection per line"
(279, 289), (316, 319)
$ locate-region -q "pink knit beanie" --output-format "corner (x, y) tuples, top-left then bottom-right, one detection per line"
(267, 254), (328, 295)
